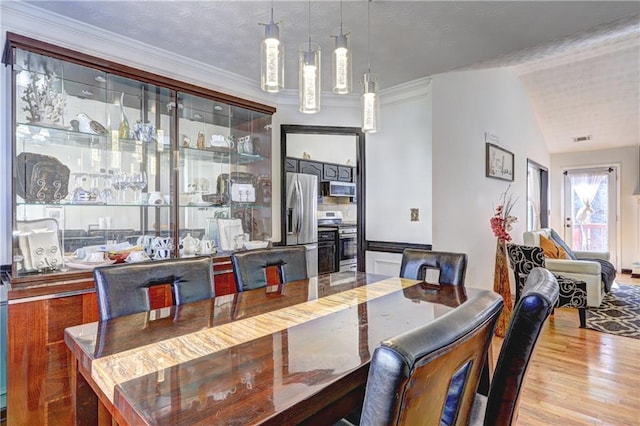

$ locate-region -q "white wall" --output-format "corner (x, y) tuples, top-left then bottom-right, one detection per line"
(286, 134), (357, 166)
(431, 68), (550, 291)
(365, 80), (432, 243)
(550, 146), (640, 270)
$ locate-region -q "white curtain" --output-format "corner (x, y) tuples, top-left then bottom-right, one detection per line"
(572, 171), (605, 224)
(527, 165), (541, 231)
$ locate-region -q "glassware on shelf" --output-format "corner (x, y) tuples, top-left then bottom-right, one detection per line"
(130, 171), (148, 204)
(111, 171), (130, 204)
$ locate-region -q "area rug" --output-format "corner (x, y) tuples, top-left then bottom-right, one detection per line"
(586, 284), (640, 339)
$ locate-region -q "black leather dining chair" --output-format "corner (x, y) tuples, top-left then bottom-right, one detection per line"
(93, 256), (214, 321)
(469, 267), (559, 426)
(355, 289), (503, 426)
(231, 246), (307, 292)
(399, 249), (468, 286)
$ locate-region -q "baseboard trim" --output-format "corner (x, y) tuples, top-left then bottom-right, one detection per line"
(365, 241), (432, 254)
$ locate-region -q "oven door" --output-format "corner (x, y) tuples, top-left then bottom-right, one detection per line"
(338, 232), (357, 271)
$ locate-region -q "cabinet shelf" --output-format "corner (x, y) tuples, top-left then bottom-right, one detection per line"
(17, 202), (172, 208)
(17, 122), (169, 155)
(179, 145), (267, 164)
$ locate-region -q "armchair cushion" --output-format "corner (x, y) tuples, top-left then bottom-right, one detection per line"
(549, 228), (578, 260)
(540, 234), (571, 259)
(544, 258), (601, 275)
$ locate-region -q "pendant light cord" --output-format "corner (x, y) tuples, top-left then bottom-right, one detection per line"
(308, 0), (312, 50)
(340, 0), (343, 34)
(367, 0), (371, 73)
(271, 0), (274, 23)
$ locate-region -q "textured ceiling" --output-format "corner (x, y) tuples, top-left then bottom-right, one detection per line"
(20, 1), (640, 153)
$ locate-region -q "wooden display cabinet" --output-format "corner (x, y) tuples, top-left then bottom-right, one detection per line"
(2, 33), (274, 425)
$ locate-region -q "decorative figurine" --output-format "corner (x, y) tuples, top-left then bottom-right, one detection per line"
(20, 68), (67, 126)
(76, 113), (108, 135)
(197, 131), (205, 149)
(118, 92), (130, 139)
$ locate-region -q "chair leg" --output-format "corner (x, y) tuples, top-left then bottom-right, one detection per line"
(578, 308), (586, 328)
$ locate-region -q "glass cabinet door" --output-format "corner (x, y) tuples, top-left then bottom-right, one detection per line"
(12, 48), (174, 277)
(177, 93), (272, 255)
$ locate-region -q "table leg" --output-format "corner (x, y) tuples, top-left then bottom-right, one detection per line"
(69, 355), (98, 426)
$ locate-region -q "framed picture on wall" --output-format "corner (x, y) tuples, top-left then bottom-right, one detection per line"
(486, 143), (514, 181)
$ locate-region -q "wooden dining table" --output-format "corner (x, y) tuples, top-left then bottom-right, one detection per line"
(64, 271), (481, 425)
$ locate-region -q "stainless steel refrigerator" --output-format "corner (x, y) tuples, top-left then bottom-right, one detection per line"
(286, 172), (318, 277)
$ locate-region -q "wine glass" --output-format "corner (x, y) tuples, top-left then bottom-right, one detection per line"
(130, 171), (148, 204)
(111, 171), (130, 204)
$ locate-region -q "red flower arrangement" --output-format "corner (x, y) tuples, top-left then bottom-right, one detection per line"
(490, 185), (518, 243)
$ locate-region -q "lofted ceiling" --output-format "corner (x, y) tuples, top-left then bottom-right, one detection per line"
(19, 1), (640, 154)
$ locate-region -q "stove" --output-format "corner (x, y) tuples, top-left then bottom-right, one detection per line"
(317, 211), (357, 272)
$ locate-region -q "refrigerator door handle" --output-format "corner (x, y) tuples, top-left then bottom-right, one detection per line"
(286, 208), (294, 234)
(296, 180), (304, 234)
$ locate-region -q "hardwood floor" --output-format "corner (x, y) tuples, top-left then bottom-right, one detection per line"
(493, 273), (640, 425)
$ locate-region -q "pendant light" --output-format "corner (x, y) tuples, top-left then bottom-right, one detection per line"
(260, 1), (284, 93)
(299, 0), (321, 113)
(361, 0), (379, 133)
(331, 0), (352, 94)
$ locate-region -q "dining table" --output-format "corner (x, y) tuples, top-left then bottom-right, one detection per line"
(64, 271), (483, 425)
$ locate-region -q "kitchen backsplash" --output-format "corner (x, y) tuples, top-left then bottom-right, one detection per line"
(318, 202), (357, 222)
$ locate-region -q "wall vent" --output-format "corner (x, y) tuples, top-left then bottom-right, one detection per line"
(572, 135), (592, 142)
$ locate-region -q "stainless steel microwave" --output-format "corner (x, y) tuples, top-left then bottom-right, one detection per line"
(322, 181), (356, 197)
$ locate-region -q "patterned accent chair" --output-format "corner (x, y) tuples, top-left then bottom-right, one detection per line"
(507, 244), (587, 328)
(523, 228), (614, 307)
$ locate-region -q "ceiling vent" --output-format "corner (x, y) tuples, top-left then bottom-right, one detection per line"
(572, 135), (592, 143)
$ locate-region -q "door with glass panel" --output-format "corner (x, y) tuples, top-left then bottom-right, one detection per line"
(563, 167), (618, 267)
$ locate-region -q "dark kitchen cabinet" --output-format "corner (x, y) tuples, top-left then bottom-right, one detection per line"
(338, 166), (352, 182)
(284, 157), (298, 173)
(318, 230), (338, 275)
(322, 163), (339, 181)
(298, 160), (323, 178)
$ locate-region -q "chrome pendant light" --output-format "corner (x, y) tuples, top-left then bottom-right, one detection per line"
(361, 0), (379, 133)
(332, 0), (352, 94)
(299, 0), (321, 113)
(260, 0), (284, 93)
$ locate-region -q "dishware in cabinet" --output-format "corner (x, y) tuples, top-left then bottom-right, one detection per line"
(176, 94), (273, 253)
(7, 45), (174, 278)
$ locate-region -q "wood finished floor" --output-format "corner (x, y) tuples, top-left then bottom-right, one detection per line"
(498, 273), (640, 426)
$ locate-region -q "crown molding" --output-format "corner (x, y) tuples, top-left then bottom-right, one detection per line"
(380, 77), (432, 105)
(0, 2), (275, 108)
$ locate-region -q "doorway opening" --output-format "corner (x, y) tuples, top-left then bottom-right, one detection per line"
(527, 159), (549, 231)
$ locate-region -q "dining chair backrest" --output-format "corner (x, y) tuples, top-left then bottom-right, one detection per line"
(399, 249), (468, 286)
(359, 290), (504, 426)
(231, 246), (307, 292)
(471, 267), (559, 426)
(93, 256), (214, 321)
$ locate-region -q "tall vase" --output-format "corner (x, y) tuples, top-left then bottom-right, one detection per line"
(493, 239), (513, 337)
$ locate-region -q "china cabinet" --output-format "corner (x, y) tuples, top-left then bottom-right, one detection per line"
(4, 33), (275, 285)
(2, 33), (274, 425)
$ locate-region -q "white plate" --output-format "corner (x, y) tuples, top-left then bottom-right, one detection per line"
(65, 259), (116, 270)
